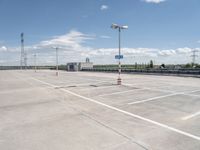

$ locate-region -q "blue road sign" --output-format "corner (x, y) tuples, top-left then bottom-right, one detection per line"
(115, 55), (123, 59)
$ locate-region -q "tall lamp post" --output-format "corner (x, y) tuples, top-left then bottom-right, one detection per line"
(52, 47), (59, 76)
(56, 47), (58, 76)
(34, 53), (37, 73)
(111, 23), (128, 85)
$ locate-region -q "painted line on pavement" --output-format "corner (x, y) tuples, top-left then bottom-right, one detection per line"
(128, 93), (182, 105)
(98, 88), (145, 97)
(30, 77), (200, 141)
(182, 111), (200, 121)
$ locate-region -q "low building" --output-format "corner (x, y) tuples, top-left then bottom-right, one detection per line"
(66, 62), (80, 71)
(66, 58), (93, 71)
(79, 62), (93, 70)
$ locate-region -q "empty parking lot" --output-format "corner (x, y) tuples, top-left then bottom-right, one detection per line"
(0, 70), (200, 150)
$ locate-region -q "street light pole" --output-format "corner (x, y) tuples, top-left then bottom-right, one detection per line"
(56, 47), (58, 76)
(34, 53), (36, 73)
(111, 23), (128, 85)
(51, 47), (59, 76)
(118, 27), (121, 85)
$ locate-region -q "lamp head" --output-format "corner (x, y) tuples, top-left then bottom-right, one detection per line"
(121, 25), (128, 29)
(111, 24), (119, 29)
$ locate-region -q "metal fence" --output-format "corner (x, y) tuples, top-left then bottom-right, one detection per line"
(82, 68), (200, 76)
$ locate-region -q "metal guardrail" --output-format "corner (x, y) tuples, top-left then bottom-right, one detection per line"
(0, 66), (55, 70)
(82, 68), (200, 75)
(1, 66), (200, 76)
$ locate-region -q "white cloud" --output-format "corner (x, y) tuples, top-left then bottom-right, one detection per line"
(158, 49), (176, 56)
(0, 30), (199, 65)
(197, 40), (200, 43)
(84, 47), (198, 64)
(195, 48), (200, 51)
(87, 47), (192, 58)
(100, 5), (109, 10)
(38, 30), (94, 50)
(176, 47), (192, 54)
(143, 0), (166, 4)
(100, 35), (111, 39)
(0, 46), (7, 51)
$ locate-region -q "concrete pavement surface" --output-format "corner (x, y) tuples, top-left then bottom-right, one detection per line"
(0, 70), (200, 150)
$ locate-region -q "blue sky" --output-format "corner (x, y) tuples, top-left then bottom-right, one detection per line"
(0, 0), (200, 65)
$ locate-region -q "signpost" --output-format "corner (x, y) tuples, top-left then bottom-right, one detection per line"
(115, 55), (123, 59)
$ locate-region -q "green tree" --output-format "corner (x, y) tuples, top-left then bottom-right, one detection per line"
(150, 60), (154, 68)
(185, 63), (192, 68)
(135, 62), (137, 69)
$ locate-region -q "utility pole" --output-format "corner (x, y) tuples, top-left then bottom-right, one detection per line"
(20, 33), (25, 70)
(34, 53), (36, 72)
(191, 49), (198, 67)
(24, 52), (27, 69)
(51, 47), (59, 76)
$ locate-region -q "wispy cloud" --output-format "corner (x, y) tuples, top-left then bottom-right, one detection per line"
(197, 40), (200, 43)
(0, 46), (7, 52)
(83, 47), (196, 64)
(0, 30), (199, 65)
(158, 49), (176, 56)
(37, 30), (95, 49)
(176, 47), (192, 54)
(88, 47), (193, 58)
(0, 30), (96, 65)
(100, 35), (111, 39)
(143, 0), (166, 4)
(100, 5), (109, 10)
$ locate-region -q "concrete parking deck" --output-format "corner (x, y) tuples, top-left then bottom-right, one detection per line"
(0, 70), (200, 150)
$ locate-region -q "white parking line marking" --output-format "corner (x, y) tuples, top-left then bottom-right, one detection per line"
(60, 73), (114, 83)
(183, 93), (200, 97)
(79, 85), (116, 91)
(182, 111), (200, 120)
(188, 90), (200, 93)
(57, 81), (109, 88)
(123, 83), (174, 93)
(128, 93), (182, 105)
(31, 77), (58, 87)
(98, 88), (145, 97)
(30, 76), (200, 141)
